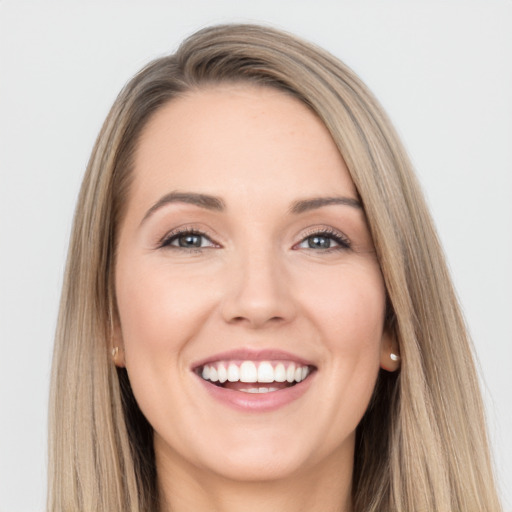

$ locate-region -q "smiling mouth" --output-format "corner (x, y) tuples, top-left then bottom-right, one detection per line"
(195, 360), (315, 394)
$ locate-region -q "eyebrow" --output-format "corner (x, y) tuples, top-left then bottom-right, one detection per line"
(140, 191), (362, 225)
(289, 196), (362, 214)
(141, 191), (225, 224)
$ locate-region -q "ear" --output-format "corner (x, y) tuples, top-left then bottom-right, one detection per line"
(111, 321), (126, 368)
(380, 329), (401, 372)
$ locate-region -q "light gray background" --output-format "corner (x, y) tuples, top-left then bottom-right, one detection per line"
(1, 1), (511, 511)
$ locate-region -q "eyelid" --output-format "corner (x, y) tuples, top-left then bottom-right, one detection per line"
(155, 224), (351, 251)
(157, 226), (221, 249)
(294, 226), (352, 250)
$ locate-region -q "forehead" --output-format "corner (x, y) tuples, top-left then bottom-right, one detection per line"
(131, 84), (357, 209)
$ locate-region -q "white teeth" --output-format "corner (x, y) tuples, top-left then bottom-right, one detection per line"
(257, 361), (274, 383)
(240, 361), (258, 383)
(217, 364), (227, 383)
(227, 363), (239, 382)
(274, 363), (286, 382)
(286, 364), (296, 383)
(200, 360), (312, 385)
(240, 387), (279, 394)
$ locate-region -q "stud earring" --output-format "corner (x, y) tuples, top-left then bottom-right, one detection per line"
(390, 353), (400, 362)
(111, 346), (119, 360)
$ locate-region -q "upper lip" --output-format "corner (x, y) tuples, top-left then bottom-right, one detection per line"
(191, 348), (315, 371)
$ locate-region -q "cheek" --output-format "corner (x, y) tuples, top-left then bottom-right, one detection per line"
(114, 258), (216, 433)
(115, 257), (217, 364)
(331, 287), (385, 352)
(303, 264), (386, 405)
(298, 261), (387, 353)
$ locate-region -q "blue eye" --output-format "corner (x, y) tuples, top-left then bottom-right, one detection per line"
(161, 230), (216, 249)
(305, 235), (334, 249)
(297, 231), (350, 250)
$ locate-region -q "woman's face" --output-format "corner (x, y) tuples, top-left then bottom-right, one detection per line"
(115, 84), (397, 484)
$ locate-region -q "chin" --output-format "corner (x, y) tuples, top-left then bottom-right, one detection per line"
(203, 449), (309, 483)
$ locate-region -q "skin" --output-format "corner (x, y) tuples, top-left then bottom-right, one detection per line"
(114, 84), (399, 512)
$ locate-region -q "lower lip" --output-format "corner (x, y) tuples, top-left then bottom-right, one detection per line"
(196, 373), (315, 412)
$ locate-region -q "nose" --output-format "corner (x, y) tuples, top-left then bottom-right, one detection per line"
(220, 248), (297, 329)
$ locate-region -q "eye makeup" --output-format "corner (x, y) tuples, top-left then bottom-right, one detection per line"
(294, 227), (351, 252)
(157, 226), (220, 251)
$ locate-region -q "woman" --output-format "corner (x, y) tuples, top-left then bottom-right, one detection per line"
(48, 24), (502, 511)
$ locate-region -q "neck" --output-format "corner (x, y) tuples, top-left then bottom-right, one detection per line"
(156, 442), (353, 512)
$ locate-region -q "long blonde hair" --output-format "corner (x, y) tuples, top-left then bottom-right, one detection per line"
(48, 24), (502, 511)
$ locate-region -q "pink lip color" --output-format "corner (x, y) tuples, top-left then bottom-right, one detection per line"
(194, 370), (316, 413)
(191, 348), (316, 412)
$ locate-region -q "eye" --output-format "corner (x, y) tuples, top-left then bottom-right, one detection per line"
(296, 230), (351, 251)
(160, 230), (217, 250)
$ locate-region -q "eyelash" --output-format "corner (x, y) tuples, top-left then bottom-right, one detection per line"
(158, 227), (218, 251)
(158, 227), (351, 252)
(295, 228), (351, 251)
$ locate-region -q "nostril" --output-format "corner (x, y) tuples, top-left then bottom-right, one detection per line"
(227, 315), (287, 328)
